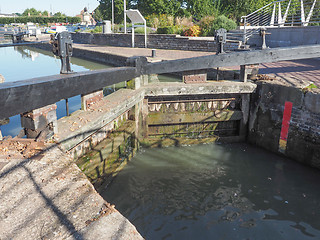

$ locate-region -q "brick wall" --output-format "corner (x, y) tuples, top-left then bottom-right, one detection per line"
(71, 33), (240, 52)
(248, 81), (320, 169)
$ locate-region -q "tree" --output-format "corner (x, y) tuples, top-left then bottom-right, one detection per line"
(183, 0), (216, 20)
(134, 0), (182, 16)
(42, 10), (49, 17)
(54, 12), (66, 17)
(97, 0), (130, 23)
(93, 7), (104, 22)
(22, 8), (41, 16)
(220, 0), (270, 20)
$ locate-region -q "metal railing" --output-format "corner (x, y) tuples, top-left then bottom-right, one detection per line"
(241, 0), (320, 43)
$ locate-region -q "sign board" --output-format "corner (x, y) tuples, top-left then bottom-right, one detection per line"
(125, 9), (147, 48)
(125, 9), (146, 24)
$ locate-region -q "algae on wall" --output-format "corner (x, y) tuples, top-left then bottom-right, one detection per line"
(76, 120), (137, 189)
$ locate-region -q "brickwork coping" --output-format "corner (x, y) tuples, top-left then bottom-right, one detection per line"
(81, 90), (104, 111)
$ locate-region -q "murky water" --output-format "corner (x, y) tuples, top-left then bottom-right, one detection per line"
(102, 143), (320, 240)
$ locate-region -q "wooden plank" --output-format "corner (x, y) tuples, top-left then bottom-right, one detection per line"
(144, 44), (320, 74)
(148, 110), (243, 125)
(0, 67), (137, 119)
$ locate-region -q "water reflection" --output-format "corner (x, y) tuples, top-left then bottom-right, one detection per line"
(102, 143), (320, 240)
(14, 46), (40, 61)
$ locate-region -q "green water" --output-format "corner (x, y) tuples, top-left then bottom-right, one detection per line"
(102, 143), (320, 240)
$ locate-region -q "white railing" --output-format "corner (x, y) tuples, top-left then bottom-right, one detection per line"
(241, 0), (320, 43)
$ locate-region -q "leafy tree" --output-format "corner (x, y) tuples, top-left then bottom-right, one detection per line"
(22, 8), (41, 16)
(211, 15), (236, 31)
(220, 0), (270, 20)
(97, 0), (130, 23)
(183, 0), (216, 20)
(54, 12), (66, 17)
(93, 7), (104, 22)
(134, 0), (182, 16)
(42, 11), (49, 17)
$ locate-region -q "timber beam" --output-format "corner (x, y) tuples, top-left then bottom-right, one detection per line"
(0, 67), (137, 120)
(143, 44), (320, 75)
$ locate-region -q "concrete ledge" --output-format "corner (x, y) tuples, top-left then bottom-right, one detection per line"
(144, 82), (257, 96)
(305, 89), (320, 114)
(57, 88), (144, 151)
(0, 145), (142, 240)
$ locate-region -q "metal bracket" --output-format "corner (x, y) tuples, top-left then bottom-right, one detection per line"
(260, 27), (271, 50)
(215, 28), (227, 54)
(50, 32), (73, 74)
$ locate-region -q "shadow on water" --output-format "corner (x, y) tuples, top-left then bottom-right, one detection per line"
(101, 142), (320, 240)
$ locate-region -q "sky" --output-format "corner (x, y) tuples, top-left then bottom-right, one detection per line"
(0, 0), (100, 16)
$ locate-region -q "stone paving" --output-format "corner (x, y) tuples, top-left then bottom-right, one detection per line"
(259, 59), (320, 87)
(74, 44), (215, 62)
(0, 140), (143, 240)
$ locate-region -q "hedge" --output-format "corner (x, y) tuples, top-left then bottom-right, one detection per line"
(0, 16), (81, 25)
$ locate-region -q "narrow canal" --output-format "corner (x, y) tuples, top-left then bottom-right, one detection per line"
(102, 143), (320, 240)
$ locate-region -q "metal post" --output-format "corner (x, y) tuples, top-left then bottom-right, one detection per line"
(132, 24), (135, 48)
(112, 0), (114, 33)
(243, 17), (247, 45)
(278, 2), (283, 25)
(144, 20), (147, 48)
(124, 0), (127, 34)
(261, 27), (267, 50)
(65, 98), (69, 116)
(301, 0), (306, 25)
(271, 3), (276, 26)
(152, 49), (156, 58)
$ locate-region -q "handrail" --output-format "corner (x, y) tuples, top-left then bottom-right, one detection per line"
(241, 1), (283, 20)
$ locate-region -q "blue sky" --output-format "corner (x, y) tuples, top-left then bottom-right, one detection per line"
(0, 0), (100, 16)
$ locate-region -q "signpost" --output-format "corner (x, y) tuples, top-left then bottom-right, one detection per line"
(124, 0), (127, 34)
(125, 9), (147, 48)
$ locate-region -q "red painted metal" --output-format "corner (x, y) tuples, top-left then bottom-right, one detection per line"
(280, 101), (293, 141)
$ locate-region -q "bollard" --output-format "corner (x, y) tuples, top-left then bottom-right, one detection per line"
(102, 20), (112, 34)
(152, 49), (156, 58)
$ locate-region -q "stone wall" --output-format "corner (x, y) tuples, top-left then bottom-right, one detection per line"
(248, 81), (320, 169)
(71, 32), (240, 52)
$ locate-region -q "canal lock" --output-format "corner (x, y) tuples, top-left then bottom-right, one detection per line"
(75, 91), (251, 190)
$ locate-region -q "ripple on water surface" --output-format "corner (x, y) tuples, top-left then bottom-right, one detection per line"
(102, 143), (320, 240)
